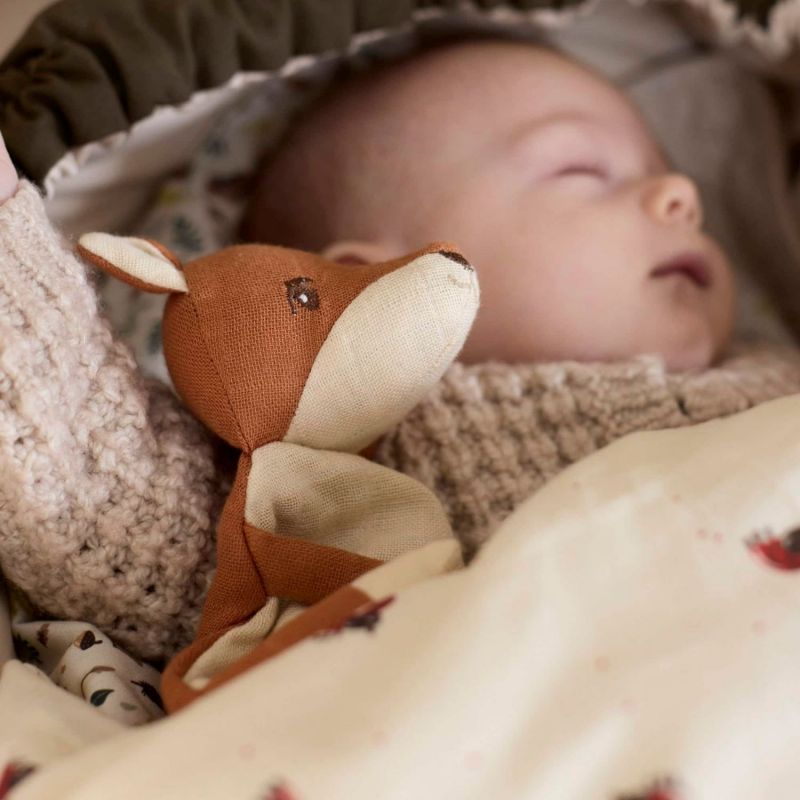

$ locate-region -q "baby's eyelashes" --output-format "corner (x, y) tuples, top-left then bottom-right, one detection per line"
(543, 156), (657, 191)
(550, 162), (608, 181)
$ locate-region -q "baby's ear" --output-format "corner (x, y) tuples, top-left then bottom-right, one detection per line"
(77, 233), (188, 294)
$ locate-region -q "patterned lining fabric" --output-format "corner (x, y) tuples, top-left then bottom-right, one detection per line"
(9, 584), (164, 725)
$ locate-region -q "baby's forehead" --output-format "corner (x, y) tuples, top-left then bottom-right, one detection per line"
(243, 40), (662, 249)
(382, 41), (654, 148)
(401, 42), (618, 103)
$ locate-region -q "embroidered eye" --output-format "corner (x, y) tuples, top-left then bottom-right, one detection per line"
(747, 526), (800, 570)
(285, 277), (320, 315)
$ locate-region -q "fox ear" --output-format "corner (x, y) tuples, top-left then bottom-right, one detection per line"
(77, 233), (188, 294)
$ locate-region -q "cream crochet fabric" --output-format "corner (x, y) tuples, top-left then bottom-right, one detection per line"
(374, 348), (800, 554)
(2, 180), (800, 661)
(0, 182), (220, 661)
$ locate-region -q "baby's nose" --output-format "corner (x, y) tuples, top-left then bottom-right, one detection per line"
(642, 173), (703, 229)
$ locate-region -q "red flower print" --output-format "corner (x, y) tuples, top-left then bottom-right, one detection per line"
(747, 527), (800, 570)
(320, 595), (396, 637)
(0, 762), (35, 798)
(263, 781), (298, 800)
(616, 776), (679, 800)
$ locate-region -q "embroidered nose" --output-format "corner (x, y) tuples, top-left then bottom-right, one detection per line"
(438, 250), (474, 272)
(285, 276), (320, 315)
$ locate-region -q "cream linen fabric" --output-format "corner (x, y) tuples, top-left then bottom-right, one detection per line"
(188, 438), (459, 683)
(284, 253), (480, 453)
(245, 442), (453, 558)
(8, 395), (800, 798)
(185, 539), (463, 690)
(183, 599), (282, 691)
(352, 538), (463, 596)
(78, 234), (189, 293)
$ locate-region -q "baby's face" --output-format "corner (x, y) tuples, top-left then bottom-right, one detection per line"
(366, 44), (735, 369)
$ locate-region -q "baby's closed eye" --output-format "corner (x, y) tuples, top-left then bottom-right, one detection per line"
(509, 120), (616, 188)
(549, 161), (608, 180)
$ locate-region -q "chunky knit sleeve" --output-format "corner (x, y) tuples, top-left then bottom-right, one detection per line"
(0, 182), (222, 661)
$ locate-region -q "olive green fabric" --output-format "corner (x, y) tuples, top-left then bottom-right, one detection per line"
(734, 0), (780, 24)
(0, 0), (572, 184)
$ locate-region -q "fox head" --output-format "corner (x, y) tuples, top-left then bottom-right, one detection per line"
(79, 235), (479, 454)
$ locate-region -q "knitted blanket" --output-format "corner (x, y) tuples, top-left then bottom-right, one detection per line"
(0, 182), (220, 662)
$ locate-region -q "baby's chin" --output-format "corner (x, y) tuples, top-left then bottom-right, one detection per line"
(568, 324), (723, 372)
(660, 341), (716, 371)
(635, 292), (732, 371)
(649, 326), (723, 372)
(457, 307), (728, 369)
(458, 334), (720, 370)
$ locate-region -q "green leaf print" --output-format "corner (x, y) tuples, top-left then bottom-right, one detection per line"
(90, 689), (114, 707)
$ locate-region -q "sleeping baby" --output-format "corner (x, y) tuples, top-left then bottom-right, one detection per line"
(242, 40), (775, 550)
(242, 40), (736, 372)
(0, 38), (798, 664)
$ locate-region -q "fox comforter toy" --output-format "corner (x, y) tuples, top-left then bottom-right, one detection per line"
(77, 234), (479, 711)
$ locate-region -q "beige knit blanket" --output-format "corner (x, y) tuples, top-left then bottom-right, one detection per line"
(375, 348), (800, 554)
(2, 181), (800, 661)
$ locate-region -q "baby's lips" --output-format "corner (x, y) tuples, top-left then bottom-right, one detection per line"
(650, 251), (711, 289)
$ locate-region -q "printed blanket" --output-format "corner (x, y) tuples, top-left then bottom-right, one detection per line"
(2, 0), (800, 795)
(3, 395), (800, 797)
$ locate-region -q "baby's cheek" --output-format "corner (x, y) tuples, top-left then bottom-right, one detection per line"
(643, 294), (722, 369)
(455, 210), (647, 362)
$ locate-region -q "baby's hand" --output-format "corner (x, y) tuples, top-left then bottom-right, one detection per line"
(0, 133), (19, 204)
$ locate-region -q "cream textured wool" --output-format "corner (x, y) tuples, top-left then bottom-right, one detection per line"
(245, 442), (454, 559)
(0, 182), (220, 660)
